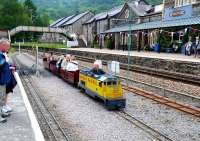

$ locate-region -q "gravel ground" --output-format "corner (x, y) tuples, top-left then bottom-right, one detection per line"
(15, 53), (156, 140)
(15, 52), (200, 141)
(125, 92), (200, 141)
(32, 76), (157, 141)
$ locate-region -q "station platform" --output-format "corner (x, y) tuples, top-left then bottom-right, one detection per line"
(66, 48), (200, 76)
(0, 73), (44, 141)
(68, 48), (200, 63)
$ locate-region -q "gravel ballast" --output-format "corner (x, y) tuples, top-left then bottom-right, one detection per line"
(15, 53), (200, 141)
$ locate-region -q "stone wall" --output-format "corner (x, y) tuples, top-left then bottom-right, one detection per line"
(17, 46), (200, 81)
(64, 49), (200, 76)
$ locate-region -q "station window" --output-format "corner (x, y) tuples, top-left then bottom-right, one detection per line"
(107, 82), (112, 86)
(175, 0), (196, 7)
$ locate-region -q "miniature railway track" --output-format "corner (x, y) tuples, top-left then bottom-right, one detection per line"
(74, 55), (200, 86)
(19, 50), (200, 118)
(74, 57), (200, 118)
(20, 48), (200, 86)
(12, 54), (70, 141)
(117, 111), (173, 141)
(123, 85), (200, 118)
(75, 56), (200, 118)
(20, 70), (70, 141)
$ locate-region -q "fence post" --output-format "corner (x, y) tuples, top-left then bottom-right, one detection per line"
(19, 42), (21, 54)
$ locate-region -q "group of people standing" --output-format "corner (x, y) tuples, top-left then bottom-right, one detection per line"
(185, 36), (200, 57)
(0, 39), (17, 123)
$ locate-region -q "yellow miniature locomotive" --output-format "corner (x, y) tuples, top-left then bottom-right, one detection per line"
(79, 67), (126, 109)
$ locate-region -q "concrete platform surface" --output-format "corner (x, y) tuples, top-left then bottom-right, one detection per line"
(0, 86), (36, 141)
(69, 48), (200, 63)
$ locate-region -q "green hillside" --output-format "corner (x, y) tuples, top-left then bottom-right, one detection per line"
(29, 0), (162, 20)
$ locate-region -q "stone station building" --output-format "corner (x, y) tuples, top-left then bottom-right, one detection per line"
(41, 0), (200, 51)
(102, 0), (200, 51)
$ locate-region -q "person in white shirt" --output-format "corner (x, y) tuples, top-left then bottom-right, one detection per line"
(66, 56), (78, 71)
(61, 54), (71, 70)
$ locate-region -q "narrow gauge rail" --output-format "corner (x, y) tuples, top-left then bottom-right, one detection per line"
(16, 51), (197, 140)
(20, 70), (70, 141)
(123, 85), (200, 118)
(77, 62), (200, 118)
(20, 50), (200, 118)
(15, 52), (172, 140)
(117, 111), (173, 141)
(13, 54), (70, 141)
(28, 48), (199, 86)
(75, 59), (200, 118)
(20, 51), (174, 141)
(19, 48), (200, 86)
(22, 49), (200, 101)
(74, 55), (200, 86)
(77, 58), (200, 102)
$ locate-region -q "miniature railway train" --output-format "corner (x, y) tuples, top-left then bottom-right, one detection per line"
(43, 57), (126, 110)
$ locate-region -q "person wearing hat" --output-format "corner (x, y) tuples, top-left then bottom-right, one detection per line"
(0, 39), (12, 123)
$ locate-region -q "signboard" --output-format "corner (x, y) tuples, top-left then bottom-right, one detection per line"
(108, 61), (120, 74)
(164, 5), (192, 21)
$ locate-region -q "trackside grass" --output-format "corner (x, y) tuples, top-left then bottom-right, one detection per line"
(12, 42), (67, 49)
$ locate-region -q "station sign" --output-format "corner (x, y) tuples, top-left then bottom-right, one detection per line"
(164, 5), (192, 21)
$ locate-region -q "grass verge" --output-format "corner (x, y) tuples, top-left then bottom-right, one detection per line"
(12, 42), (67, 49)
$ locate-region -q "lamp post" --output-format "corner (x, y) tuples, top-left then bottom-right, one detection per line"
(126, 0), (132, 86)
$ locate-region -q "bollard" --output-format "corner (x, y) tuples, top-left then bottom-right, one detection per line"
(36, 46), (40, 77)
(18, 42), (21, 54)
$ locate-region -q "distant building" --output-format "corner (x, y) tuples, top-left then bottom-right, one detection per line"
(83, 0), (154, 47)
(82, 5), (124, 47)
(41, 11), (93, 46)
(0, 30), (8, 39)
(102, 0), (200, 51)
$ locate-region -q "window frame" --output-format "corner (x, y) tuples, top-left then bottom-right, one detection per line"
(174, 0), (196, 7)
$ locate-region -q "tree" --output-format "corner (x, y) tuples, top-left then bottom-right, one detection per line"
(24, 0), (49, 26)
(35, 14), (50, 27)
(0, 0), (31, 29)
(24, 0), (37, 25)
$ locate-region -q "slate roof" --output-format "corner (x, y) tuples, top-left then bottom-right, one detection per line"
(62, 11), (90, 26)
(102, 16), (200, 33)
(50, 11), (90, 28)
(50, 17), (66, 27)
(84, 1), (153, 24)
(53, 15), (75, 27)
(84, 5), (124, 24)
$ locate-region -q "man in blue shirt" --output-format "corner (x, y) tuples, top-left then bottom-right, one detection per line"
(0, 53), (11, 123)
(0, 39), (11, 123)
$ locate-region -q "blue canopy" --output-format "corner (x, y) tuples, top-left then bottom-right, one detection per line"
(102, 16), (200, 33)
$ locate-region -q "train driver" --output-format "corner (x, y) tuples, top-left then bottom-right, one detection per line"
(91, 62), (105, 75)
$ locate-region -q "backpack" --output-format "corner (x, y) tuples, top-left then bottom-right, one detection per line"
(0, 52), (6, 67)
(0, 53), (11, 85)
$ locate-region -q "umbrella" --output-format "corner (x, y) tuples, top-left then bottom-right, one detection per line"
(0, 38), (10, 52)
